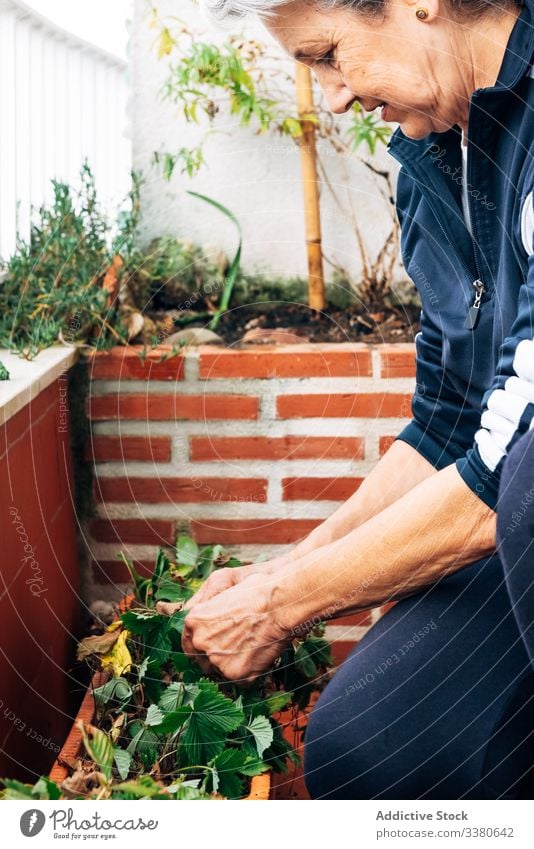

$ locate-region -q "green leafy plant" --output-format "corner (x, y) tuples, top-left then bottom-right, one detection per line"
(149, 3), (398, 312)
(183, 191), (242, 331)
(151, 19), (388, 178)
(5, 537), (331, 801)
(124, 192), (242, 332)
(123, 234), (222, 314)
(1, 776), (62, 801)
(0, 360), (9, 380)
(0, 163), (129, 359)
(0, 773), (212, 801)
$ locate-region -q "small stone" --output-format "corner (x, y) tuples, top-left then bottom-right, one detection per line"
(165, 327), (224, 346)
(124, 311), (145, 341)
(89, 600), (117, 628)
(244, 317), (262, 330)
(241, 327), (310, 345)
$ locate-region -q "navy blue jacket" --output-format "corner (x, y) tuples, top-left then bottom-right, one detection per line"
(387, 0), (534, 511)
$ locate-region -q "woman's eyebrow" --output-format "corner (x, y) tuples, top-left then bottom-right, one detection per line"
(292, 42), (331, 61)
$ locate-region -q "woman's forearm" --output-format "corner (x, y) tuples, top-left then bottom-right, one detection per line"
(278, 440), (438, 565)
(271, 463), (497, 631)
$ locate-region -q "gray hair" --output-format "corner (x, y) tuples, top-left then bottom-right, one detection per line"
(200, 0), (383, 22)
(201, 0), (521, 23)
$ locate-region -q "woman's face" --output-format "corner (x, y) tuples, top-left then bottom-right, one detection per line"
(264, 0), (473, 139)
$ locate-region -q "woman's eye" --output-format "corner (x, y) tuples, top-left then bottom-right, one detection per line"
(314, 50), (336, 67)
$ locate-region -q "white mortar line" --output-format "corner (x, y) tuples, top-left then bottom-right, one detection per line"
(89, 417), (411, 437)
(183, 349), (199, 381)
(94, 501), (344, 520)
(88, 376), (416, 395)
(371, 346), (383, 380)
(92, 458), (378, 477)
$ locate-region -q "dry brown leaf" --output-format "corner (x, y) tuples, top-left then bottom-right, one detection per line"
(61, 767), (104, 799)
(76, 630), (120, 661)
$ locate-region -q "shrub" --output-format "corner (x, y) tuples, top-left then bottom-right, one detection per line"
(0, 164), (128, 359)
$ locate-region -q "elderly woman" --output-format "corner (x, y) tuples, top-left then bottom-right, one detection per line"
(159, 0), (534, 798)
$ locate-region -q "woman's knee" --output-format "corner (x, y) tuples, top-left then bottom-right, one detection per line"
(497, 429), (534, 543)
(302, 663), (410, 800)
(497, 429), (534, 669)
(303, 677), (371, 799)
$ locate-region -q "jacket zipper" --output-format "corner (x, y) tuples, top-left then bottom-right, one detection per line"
(462, 132), (486, 330)
(464, 278), (485, 329)
(400, 156), (487, 331)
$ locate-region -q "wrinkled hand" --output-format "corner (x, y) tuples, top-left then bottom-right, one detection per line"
(156, 557), (285, 619)
(171, 572), (292, 684)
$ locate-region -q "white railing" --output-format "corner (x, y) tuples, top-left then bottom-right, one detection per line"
(0, 0), (131, 261)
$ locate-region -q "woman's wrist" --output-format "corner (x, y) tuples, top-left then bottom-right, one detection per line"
(244, 555), (290, 576)
(267, 555), (338, 636)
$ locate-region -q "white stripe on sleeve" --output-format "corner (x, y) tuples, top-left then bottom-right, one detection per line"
(521, 192), (534, 256)
(472, 340), (534, 472)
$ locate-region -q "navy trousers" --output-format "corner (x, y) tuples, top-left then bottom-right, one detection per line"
(304, 432), (534, 799)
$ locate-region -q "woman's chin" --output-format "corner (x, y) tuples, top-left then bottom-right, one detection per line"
(399, 113), (454, 139)
(398, 117), (434, 139)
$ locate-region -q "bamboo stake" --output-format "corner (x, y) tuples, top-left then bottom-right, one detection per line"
(295, 62), (325, 312)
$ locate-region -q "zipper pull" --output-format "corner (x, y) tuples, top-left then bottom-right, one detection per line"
(464, 279), (485, 330)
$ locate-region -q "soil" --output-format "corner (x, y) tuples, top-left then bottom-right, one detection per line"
(174, 300), (420, 345)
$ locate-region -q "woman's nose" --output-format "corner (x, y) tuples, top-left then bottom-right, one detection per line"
(322, 83), (357, 114)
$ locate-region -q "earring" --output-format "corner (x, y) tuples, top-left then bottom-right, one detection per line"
(416, 7), (429, 18)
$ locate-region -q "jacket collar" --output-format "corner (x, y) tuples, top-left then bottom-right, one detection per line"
(493, 0), (534, 90)
(387, 0), (534, 165)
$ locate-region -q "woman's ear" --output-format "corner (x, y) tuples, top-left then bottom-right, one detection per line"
(402, 0), (442, 23)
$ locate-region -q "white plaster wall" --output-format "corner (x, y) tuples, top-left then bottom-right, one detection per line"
(131, 0), (403, 283)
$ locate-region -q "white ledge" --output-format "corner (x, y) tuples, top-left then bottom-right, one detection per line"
(0, 346), (78, 427)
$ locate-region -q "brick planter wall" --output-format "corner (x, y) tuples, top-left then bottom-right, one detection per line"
(86, 342), (416, 663)
(0, 349), (80, 780)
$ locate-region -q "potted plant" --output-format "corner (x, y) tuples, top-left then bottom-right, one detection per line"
(1, 537), (331, 801)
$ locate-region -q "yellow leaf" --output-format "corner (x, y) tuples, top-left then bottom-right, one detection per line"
(101, 630), (133, 677)
(300, 112), (319, 125)
(158, 27), (175, 59)
(107, 620), (123, 632)
(188, 578), (204, 594)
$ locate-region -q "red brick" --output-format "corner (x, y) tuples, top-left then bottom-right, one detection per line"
(92, 559), (157, 585)
(379, 435), (398, 456)
(190, 435), (364, 462)
(94, 477), (268, 504)
(333, 610), (374, 628)
(277, 393), (412, 419)
(87, 346), (185, 381)
(89, 519), (176, 545)
(87, 394), (259, 421)
(282, 477), (364, 501)
(199, 344), (372, 379)
(379, 344), (416, 378)
(86, 435), (172, 462)
(330, 640), (359, 666)
(190, 519), (321, 545)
